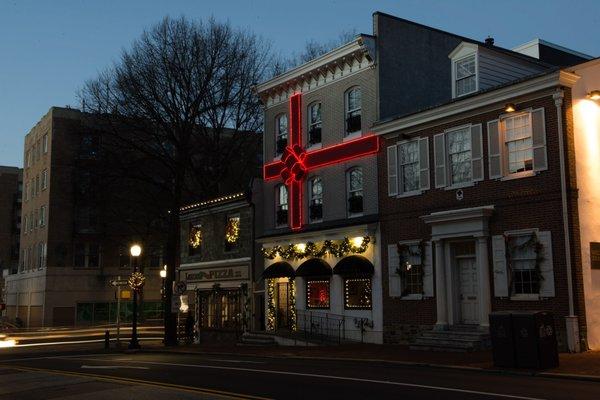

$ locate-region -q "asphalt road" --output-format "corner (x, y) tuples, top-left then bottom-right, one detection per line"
(1, 348), (599, 400)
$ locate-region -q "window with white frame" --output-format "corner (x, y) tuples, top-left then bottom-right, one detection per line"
(447, 127), (472, 185)
(23, 215), (28, 235)
(40, 205), (46, 226)
(24, 182), (29, 202)
(347, 168), (363, 215)
(345, 87), (361, 135)
(398, 140), (420, 193)
(275, 184), (288, 226)
(308, 102), (322, 145)
(454, 54), (477, 97)
(308, 176), (323, 221)
(42, 169), (48, 190)
(505, 113), (533, 174)
(43, 133), (48, 153)
(507, 233), (540, 295)
(397, 243), (424, 296)
(275, 114), (288, 156)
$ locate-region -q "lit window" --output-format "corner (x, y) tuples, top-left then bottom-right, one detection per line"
(447, 127), (472, 184)
(275, 114), (288, 156)
(455, 54), (476, 97)
(225, 215), (241, 251)
(344, 278), (372, 309)
(307, 280), (330, 309)
(397, 243), (424, 296)
(309, 177), (323, 221)
(308, 103), (322, 145)
(347, 168), (363, 215)
(188, 224), (202, 256)
(345, 87), (362, 135)
(276, 185), (288, 226)
(398, 140), (420, 193)
(504, 113), (533, 174)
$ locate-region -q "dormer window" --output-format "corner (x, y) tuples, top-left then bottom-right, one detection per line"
(454, 54), (477, 97)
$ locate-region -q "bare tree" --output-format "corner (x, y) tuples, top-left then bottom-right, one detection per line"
(284, 29), (358, 70)
(79, 16), (271, 344)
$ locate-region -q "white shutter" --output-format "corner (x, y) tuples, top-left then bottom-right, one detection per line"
(471, 124), (484, 182)
(388, 244), (402, 297)
(487, 120), (502, 179)
(531, 108), (548, 172)
(419, 137), (430, 191)
(422, 241), (434, 297)
(537, 231), (555, 297)
(387, 145), (398, 196)
(433, 133), (446, 188)
(492, 235), (508, 297)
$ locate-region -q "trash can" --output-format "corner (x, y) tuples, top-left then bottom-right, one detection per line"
(489, 311), (516, 368)
(512, 311), (559, 369)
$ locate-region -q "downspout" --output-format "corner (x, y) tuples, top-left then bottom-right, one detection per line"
(553, 89), (579, 352)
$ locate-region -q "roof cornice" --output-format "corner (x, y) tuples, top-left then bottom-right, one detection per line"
(374, 70), (580, 135)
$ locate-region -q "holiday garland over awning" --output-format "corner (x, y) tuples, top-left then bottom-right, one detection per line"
(261, 236), (370, 261)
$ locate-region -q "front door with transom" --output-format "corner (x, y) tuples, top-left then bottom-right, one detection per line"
(453, 242), (479, 325)
(276, 282), (290, 329)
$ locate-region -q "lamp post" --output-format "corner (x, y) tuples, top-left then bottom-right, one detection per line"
(128, 244), (142, 350)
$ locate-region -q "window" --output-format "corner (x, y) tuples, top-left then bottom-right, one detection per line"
(345, 87), (362, 135)
(306, 280), (330, 309)
(24, 182), (28, 202)
(42, 169), (48, 190)
(308, 177), (323, 221)
(37, 242), (46, 269)
(43, 133), (48, 153)
(39, 206), (46, 227)
(454, 54), (477, 97)
(508, 234), (540, 295)
(276, 185), (288, 226)
(26, 150), (31, 168)
(505, 113), (533, 174)
(397, 243), (424, 296)
(275, 114), (288, 156)
(225, 215), (241, 251)
(74, 243), (100, 268)
(188, 224), (203, 256)
(23, 215), (28, 235)
(79, 134), (99, 159)
(347, 168), (363, 215)
(447, 127), (472, 184)
(398, 140), (420, 193)
(308, 102), (322, 145)
(344, 278), (372, 309)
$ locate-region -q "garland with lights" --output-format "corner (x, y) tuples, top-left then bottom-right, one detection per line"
(289, 280), (297, 331)
(225, 218), (240, 244)
(128, 272), (146, 291)
(261, 236), (371, 260)
(505, 232), (544, 295)
(189, 226), (203, 248)
(266, 279), (276, 331)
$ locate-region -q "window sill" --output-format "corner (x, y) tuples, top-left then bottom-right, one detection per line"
(306, 143), (322, 151)
(400, 294), (423, 300)
(273, 155), (282, 162)
(500, 170), (536, 181)
(309, 219), (323, 224)
(510, 294), (540, 301)
(444, 181), (475, 191)
(348, 212), (364, 218)
(343, 131), (362, 142)
(396, 190), (423, 198)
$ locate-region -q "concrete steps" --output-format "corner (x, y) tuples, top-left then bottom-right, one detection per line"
(239, 333), (277, 346)
(410, 326), (491, 352)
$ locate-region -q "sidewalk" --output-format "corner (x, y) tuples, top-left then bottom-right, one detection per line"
(142, 341), (600, 380)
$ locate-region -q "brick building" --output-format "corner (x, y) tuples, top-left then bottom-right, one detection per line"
(0, 166), (22, 317)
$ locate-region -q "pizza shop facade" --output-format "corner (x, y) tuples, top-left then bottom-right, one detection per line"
(259, 225), (383, 344)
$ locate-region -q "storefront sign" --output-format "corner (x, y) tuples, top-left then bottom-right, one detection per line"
(591, 242), (600, 270)
(186, 265), (248, 283)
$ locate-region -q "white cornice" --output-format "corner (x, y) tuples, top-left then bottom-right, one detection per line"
(374, 70), (580, 136)
(421, 205), (494, 225)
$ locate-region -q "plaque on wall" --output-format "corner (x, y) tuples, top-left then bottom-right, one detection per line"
(590, 242), (600, 270)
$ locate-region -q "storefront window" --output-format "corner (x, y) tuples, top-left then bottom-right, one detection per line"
(344, 278), (372, 309)
(306, 280), (330, 309)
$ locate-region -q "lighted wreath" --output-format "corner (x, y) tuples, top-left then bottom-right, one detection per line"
(225, 218), (240, 244)
(189, 225), (203, 248)
(128, 272), (146, 291)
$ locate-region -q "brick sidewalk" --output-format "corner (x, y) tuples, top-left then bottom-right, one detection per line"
(144, 342), (600, 378)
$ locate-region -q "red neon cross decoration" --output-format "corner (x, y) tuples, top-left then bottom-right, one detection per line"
(264, 92), (380, 230)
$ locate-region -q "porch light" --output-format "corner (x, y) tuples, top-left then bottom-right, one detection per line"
(130, 244), (142, 257)
(159, 267), (167, 279)
(295, 243), (306, 253)
(505, 103), (516, 113)
(588, 90), (600, 101)
(351, 236), (364, 248)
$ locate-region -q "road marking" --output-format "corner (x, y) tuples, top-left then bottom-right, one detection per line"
(7, 337), (163, 347)
(50, 357), (546, 400)
(81, 365), (150, 370)
(5, 365), (271, 400)
(206, 358), (265, 364)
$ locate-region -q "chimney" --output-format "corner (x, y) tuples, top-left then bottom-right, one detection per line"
(485, 36), (495, 46)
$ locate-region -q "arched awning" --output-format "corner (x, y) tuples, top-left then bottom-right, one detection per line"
(295, 258), (332, 277)
(333, 255), (374, 277)
(262, 261), (295, 279)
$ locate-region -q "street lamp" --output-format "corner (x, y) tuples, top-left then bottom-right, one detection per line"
(128, 244), (142, 350)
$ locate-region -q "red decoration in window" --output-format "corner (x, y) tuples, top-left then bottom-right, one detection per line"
(264, 93), (380, 230)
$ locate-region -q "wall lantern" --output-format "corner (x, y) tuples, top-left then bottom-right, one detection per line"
(504, 103), (516, 113)
(587, 90), (600, 101)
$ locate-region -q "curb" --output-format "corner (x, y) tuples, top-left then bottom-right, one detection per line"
(139, 347), (600, 383)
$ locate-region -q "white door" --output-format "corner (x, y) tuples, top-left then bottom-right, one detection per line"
(457, 256), (479, 325)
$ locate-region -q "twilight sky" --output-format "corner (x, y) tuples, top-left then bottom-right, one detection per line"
(1, 0), (598, 167)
